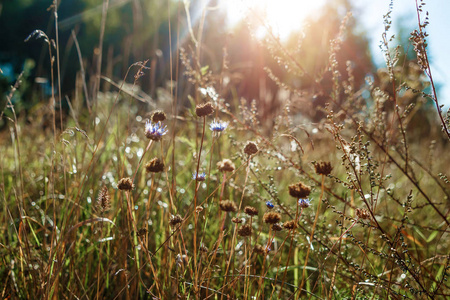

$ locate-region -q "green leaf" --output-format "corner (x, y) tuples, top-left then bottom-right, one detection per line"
(200, 65), (209, 76)
(426, 230), (439, 243)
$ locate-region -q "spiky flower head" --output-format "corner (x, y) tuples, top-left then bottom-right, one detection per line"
(217, 159), (235, 172)
(244, 206), (258, 217)
(232, 217), (243, 224)
(314, 161), (333, 176)
(283, 220), (297, 230)
(288, 181), (311, 198)
(219, 200), (238, 212)
(144, 120), (168, 141)
(298, 198), (311, 209)
(263, 212), (281, 224)
(151, 110), (167, 122)
(195, 102), (214, 117)
(145, 157), (165, 173)
(266, 201), (274, 209)
(356, 208), (370, 220)
(192, 172), (206, 181)
(271, 223), (283, 231)
(243, 141), (258, 155)
(117, 178), (134, 191)
(209, 119), (228, 132)
(169, 214), (183, 227)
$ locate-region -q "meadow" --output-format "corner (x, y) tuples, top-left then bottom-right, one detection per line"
(0, 0), (449, 299)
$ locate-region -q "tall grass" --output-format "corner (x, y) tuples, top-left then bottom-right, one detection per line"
(1, 0), (449, 299)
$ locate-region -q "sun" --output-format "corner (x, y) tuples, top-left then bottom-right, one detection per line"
(222, 0), (327, 39)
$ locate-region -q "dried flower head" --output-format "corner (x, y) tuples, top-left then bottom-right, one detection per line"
(117, 178), (134, 191)
(144, 120), (168, 141)
(217, 159), (235, 172)
(237, 224), (252, 237)
(195, 206), (203, 213)
(271, 223), (283, 231)
(356, 208), (370, 220)
(298, 198), (311, 209)
(244, 206), (258, 217)
(169, 214), (183, 227)
(145, 157), (165, 173)
(195, 102), (214, 117)
(97, 185), (111, 212)
(192, 172), (206, 181)
(288, 182), (311, 198)
(263, 212), (281, 224)
(199, 244), (208, 253)
(219, 200), (238, 212)
(314, 161), (333, 176)
(266, 201), (274, 209)
(210, 119), (228, 132)
(253, 244), (265, 255)
(244, 141), (258, 155)
(232, 217), (243, 224)
(136, 228), (148, 237)
(151, 110), (167, 122)
(283, 220), (297, 230)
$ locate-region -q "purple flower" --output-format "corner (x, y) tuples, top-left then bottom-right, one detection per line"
(193, 172), (206, 181)
(144, 121), (168, 141)
(266, 201), (274, 209)
(298, 198), (311, 209)
(209, 119), (228, 132)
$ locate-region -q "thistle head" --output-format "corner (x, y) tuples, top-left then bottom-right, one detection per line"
(209, 119), (228, 132)
(144, 121), (168, 141)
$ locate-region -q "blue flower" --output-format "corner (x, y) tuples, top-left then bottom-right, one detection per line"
(145, 121), (168, 141)
(298, 198), (311, 208)
(266, 201), (274, 209)
(193, 172), (206, 181)
(209, 119), (228, 132)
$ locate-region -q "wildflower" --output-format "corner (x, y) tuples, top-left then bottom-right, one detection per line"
(283, 220), (297, 230)
(151, 110), (167, 122)
(244, 206), (258, 217)
(144, 120), (168, 141)
(195, 102), (214, 117)
(238, 224), (252, 237)
(271, 223), (283, 231)
(244, 141), (258, 155)
(97, 185), (111, 212)
(145, 157), (165, 173)
(266, 201), (274, 209)
(298, 198), (311, 209)
(288, 181), (311, 198)
(219, 200), (238, 212)
(263, 212), (281, 224)
(210, 119), (228, 132)
(169, 214), (183, 227)
(117, 178), (134, 191)
(314, 161), (333, 176)
(217, 159), (235, 172)
(192, 172), (206, 181)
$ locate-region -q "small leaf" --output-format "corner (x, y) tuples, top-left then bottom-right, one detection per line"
(426, 230), (439, 243)
(200, 65), (209, 76)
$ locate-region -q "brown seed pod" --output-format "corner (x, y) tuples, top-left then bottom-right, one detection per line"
(237, 224), (252, 237)
(356, 208), (370, 220)
(117, 178), (134, 191)
(283, 220), (297, 230)
(253, 244), (265, 255)
(195, 102), (214, 117)
(271, 223), (283, 231)
(314, 161), (333, 176)
(169, 215), (183, 227)
(244, 142), (258, 155)
(219, 200), (238, 212)
(97, 185), (111, 212)
(217, 159), (236, 172)
(232, 217), (243, 224)
(263, 212), (281, 224)
(145, 157), (165, 173)
(151, 110), (167, 122)
(288, 182), (311, 198)
(244, 206), (258, 217)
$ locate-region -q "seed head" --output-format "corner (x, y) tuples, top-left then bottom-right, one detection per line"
(195, 102), (214, 117)
(217, 159), (235, 172)
(195, 206), (203, 213)
(219, 200), (237, 213)
(117, 178), (134, 191)
(169, 214), (183, 227)
(263, 212), (281, 224)
(271, 223), (283, 231)
(244, 142), (258, 155)
(97, 185), (111, 212)
(244, 206), (258, 217)
(237, 224), (252, 237)
(145, 157), (165, 173)
(283, 220), (297, 230)
(253, 244), (265, 255)
(288, 182), (311, 198)
(356, 208), (370, 220)
(232, 217), (243, 224)
(151, 110), (167, 122)
(136, 228), (148, 237)
(314, 161), (333, 176)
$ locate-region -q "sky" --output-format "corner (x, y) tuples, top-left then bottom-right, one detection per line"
(222, 0), (450, 107)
